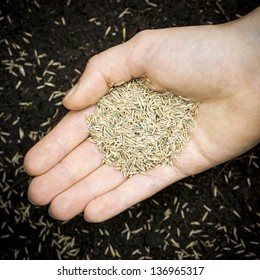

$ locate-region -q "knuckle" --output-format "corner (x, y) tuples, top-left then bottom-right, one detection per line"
(84, 53), (100, 71)
(131, 29), (154, 45)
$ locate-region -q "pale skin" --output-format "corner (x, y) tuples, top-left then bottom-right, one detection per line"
(24, 8), (260, 223)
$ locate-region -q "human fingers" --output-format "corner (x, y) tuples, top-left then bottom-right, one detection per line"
(47, 104), (220, 222)
(49, 165), (126, 221)
(82, 136), (212, 223)
(28, 141), (102, 206)
(24, 106), (94, 176)
(82, 164), (185, 223)
(48, 137), (207, 221)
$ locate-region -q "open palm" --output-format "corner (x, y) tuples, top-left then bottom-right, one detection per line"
(24, 10), (260, 222)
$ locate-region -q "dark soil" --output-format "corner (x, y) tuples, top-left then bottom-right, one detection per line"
(0, 0), (259, 260)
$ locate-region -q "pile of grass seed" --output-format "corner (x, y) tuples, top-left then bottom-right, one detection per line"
(87, 79), (199, 177)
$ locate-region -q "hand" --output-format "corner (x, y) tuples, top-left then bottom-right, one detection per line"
(24, 8), (260, 222)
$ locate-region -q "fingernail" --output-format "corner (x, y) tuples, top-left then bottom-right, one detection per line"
(48, 208), (56, 219)
(84, 216), (91, 223)
(27, 194), (37, 205)
(63, 83), (78, 101)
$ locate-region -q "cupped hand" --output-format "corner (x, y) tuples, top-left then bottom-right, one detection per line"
(24, 9), (260, 222)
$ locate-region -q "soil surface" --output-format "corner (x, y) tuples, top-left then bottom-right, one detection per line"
(0, 0), (259, 260)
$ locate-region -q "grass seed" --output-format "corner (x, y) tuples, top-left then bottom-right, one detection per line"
(87, 79), (199, 177)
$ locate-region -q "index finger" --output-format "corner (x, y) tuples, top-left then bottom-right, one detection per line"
(24, 106), (94, 176)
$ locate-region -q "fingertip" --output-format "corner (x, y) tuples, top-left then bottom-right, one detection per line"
(23, 148), (42, 176)
(62, 74), (109, 110)
(27, 192), (37, 206)
(48, 208), (57, 220)
(62, 83), (79, 102)
(48, 205), (69, 222)
(23, 153), (33, 176)
(83, 215), (92, 223)
(84, 203), (106, 223)
(24, 142), (54, 176)
(27, 176), (51, 206)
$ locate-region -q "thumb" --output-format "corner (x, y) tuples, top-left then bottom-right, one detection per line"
(63, 33), (148, 110)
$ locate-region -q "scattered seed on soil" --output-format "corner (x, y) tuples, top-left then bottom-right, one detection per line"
(1, 0), (260, 261)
